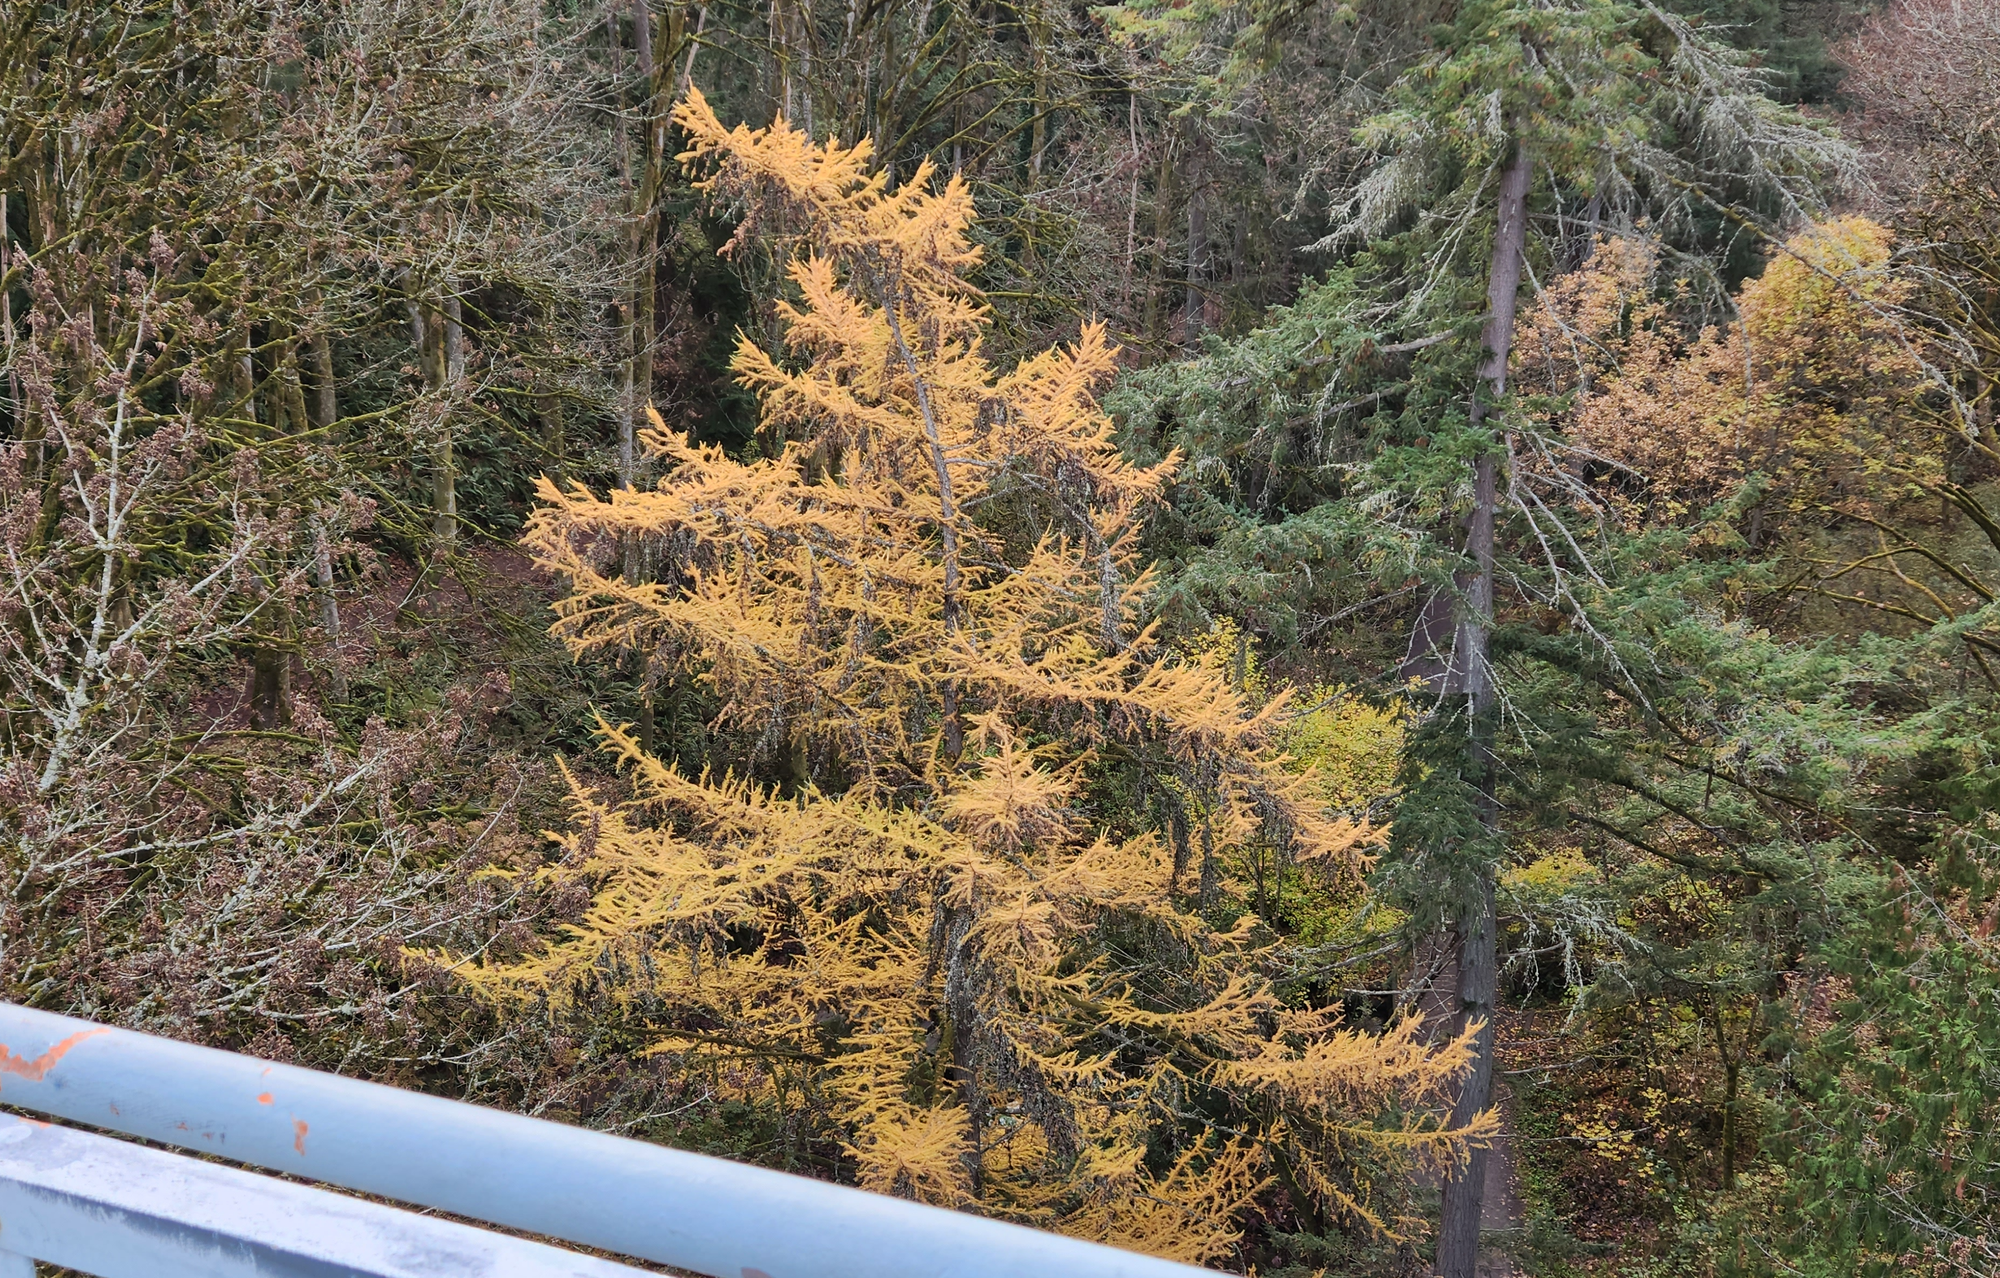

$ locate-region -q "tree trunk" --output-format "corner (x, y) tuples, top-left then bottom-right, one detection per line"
(306, 324), (336, 433)
(311, 304), (343, 649)
(940, 905), (986, 1195)
(248, 646), (292, 730)
(876, 18), (897, 186)
(1142, 133), (1176, 342)
(239, 321), (258, 427)
(234, 321), (295, 732)
(1722, 1055), (1739, 1188)
(1121, 94), (1140, 318)
(1706, 995), (1741, 1190)
(678, 5), (707, 100)
(314, 516), (344, 698)
(540, 390), (567, 484)
(434, 290), (463, 547)
(626, 0), (665, 584)
(951, 32), (967, 174)
(1435, 875), (1497, 1277)
(610, 3), (638, 503)
(1028, 6), (1048, 189)
(1434, 135), (1531, 1278)
(273, 330), (309, 436)
(1183, 150), (1206, 346)
(283, 322), (339, 696)
(1, 193), (19, 454)
(404, 280), (458, 550)
(880, 293), (963, 767)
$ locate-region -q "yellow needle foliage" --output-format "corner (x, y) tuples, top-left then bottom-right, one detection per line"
(452, 90), (1491, 1261)
(1516, 218), (1931, 531)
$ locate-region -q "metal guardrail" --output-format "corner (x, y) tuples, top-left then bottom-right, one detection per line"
(0, 1003), (1215, 1278)
(0, 1114), (648, 1277)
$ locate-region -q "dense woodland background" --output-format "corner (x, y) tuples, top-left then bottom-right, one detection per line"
(3, 0), (1998, 1274)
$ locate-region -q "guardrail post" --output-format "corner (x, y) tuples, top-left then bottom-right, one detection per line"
(0, 1250), (31, 1277)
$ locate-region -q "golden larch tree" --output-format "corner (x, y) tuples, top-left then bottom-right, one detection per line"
(449, 90), (1492, 1261)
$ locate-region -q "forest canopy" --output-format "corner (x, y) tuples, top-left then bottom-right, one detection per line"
(2, 1), (1996, 1276)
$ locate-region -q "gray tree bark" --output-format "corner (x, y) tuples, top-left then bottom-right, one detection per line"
(624, 0), (665, 585)
(1434, 134), (1531, 1278)
(435, 290), (463, 547)
(1183, 149), (1206, 346)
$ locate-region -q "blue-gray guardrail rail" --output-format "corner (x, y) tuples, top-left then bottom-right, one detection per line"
(0, 1002), (1218, 1278)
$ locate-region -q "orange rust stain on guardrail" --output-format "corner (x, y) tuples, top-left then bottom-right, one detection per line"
(293, 1118), (309, 1154)
(0, 1028), (108, 1084)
